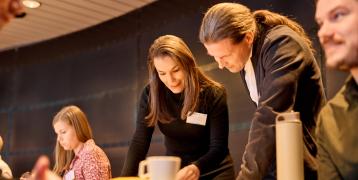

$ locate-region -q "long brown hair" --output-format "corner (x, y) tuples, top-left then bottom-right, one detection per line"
(199, 2), (313, 51)
(0, 135), (3, 151)
(52, 105), (93, 175)
(146, 35), (221, 126)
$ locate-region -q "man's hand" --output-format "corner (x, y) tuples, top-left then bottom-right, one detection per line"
(0, 0), (25, 29)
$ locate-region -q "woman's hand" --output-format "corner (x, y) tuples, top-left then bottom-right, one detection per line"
(175, 164), (200, 180)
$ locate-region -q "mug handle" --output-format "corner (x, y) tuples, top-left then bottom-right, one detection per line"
(138, 160), (149, 180)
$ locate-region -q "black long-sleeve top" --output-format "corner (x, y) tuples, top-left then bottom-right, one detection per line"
(121, 84), (231, 176)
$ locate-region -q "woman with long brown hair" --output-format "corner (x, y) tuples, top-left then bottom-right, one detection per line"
(121, 35), (235, 180)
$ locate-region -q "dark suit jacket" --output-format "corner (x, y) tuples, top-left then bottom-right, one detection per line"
(237, 25), (326, 180)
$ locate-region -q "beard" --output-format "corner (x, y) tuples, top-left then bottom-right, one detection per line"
(326, 45), (358, 71)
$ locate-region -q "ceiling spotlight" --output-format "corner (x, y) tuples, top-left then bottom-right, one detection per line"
(22, 0), (41, 9)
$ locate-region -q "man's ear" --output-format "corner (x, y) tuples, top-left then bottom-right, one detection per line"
(245, 31), (254, 45)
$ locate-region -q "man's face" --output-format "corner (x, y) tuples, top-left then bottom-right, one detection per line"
(204, 36), (252, 73)
(0, 0), (24, 29)
(316, 0), (358, 70)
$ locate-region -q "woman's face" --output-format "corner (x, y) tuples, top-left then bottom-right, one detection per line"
(54, 120), (82, 152)
(154, 56), (185, 94)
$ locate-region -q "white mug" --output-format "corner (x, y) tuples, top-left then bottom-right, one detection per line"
(138, 156), (181, 180)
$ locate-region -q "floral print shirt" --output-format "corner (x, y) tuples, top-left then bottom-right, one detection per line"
(65, 139), (111, 180)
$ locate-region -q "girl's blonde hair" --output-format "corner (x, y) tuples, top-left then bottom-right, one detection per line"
(52, 105), (93, 175)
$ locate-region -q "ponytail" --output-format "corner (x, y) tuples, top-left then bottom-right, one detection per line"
(253, 10), (314, 51)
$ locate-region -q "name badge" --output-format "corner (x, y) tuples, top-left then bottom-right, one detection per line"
(64, 170), (75, 180)
(186, 112), (207, 126)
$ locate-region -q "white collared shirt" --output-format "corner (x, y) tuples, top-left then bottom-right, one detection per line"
(244, 49), (259, 106)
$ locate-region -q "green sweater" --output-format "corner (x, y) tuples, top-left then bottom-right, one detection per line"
(316, 76), (358, 180)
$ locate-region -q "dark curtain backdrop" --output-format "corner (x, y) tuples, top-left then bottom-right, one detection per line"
(0, 0), (347, 177)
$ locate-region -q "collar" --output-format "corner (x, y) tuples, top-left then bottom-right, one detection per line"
(69, 139), (94, 170)
(345, 76), (358, 101)
(76, 139), (94, 157)
(165, 86), (184, 102)
(244, 48), (254, 71)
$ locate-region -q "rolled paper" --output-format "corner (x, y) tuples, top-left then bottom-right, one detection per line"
(276, 112), (304, 180)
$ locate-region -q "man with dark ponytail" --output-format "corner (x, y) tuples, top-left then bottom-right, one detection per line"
(199, 2), (326, 180)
